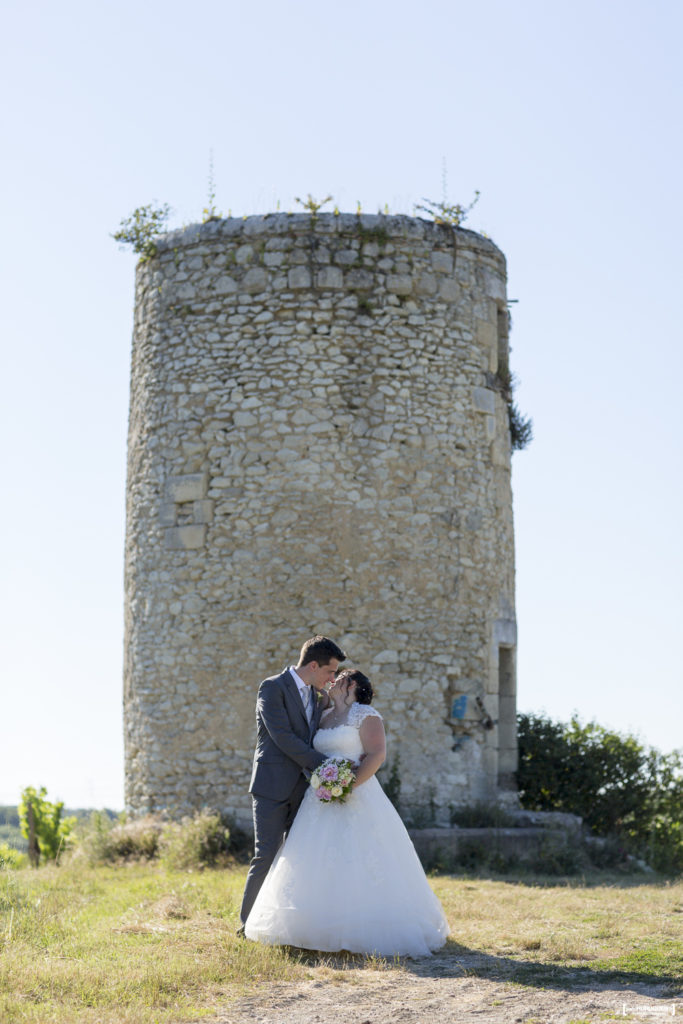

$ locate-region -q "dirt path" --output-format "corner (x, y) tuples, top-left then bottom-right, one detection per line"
(206, 950), (678, 1024)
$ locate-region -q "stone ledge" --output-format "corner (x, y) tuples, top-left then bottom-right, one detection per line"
(408, 822), (582, 865)
(155, 213), (506, 264)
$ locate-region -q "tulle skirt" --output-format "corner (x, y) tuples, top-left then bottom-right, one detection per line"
(244, 777), (450, 957)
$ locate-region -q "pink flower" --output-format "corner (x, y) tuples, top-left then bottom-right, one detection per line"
(320, 764), (338, 781)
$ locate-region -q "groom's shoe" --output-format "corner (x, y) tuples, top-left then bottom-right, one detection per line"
(235, 925), (246, 939)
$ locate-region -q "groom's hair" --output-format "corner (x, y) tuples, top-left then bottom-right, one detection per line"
(299, 635), (346, 667)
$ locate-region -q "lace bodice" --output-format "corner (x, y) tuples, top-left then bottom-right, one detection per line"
(313, 703), (382, 761)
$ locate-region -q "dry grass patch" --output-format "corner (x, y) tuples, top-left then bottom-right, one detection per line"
(1, 864), (681, 1023)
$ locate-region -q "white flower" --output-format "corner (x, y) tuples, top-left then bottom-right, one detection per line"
(331, 785), (343, 797)
(310, 774), (321, 790)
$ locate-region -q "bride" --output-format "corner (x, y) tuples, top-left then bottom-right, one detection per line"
(244, 669), (450, 957)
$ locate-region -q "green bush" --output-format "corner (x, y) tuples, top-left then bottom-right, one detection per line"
(80, 813), (163, 864)
(0, 842), (26, 870)
(159, 811), (231, 871)
(78, 810), (249, 868)
(111, 202), (171, 261)
(517, 713), (683, 873)
(19, 787), (76, 864)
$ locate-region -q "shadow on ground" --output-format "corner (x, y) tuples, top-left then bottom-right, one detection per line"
(281, 938), (683, 997)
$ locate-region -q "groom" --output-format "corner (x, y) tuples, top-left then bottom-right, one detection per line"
(238, 634), (346, 931)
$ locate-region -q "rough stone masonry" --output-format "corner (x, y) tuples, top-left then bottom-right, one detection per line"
(124, 212), (518, 829)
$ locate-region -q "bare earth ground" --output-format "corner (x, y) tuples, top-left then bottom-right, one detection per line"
(207, 947), (679, 1024)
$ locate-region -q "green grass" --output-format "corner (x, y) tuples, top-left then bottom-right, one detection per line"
(1, 862), (681, 1023)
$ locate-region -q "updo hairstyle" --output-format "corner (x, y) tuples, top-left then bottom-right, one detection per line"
(339, 668), (373, 705)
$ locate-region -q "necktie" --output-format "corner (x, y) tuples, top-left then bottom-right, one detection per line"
(303, 686), (313, 722)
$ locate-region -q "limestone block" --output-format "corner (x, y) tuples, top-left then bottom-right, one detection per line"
(475, 317), (498, 370)
(164, 525), (207, 550)
(344, 269), (374, 290)
(316, 266), (343, 289)
(288, 266), (312, 289)
(431, 251), (453, 274)
(176, 282), (196, 300)
(165, 473), (208, 503)
(483, 269), (506, 301)
(438, 278), (458, 302)
(214, 275), (238, 295)
(235, 245), (254, 264)
(242, 268), (268, 293)
(373, 649), (399, 664)
(192, 500), (214, 524)
(158, 503), (176, 526)
(234, 411), (257, 427)
(494, 618), (517, 647)
(416, 273), (437, 296)
(335, 249), (358, 265)
(398, 677), (420, 693)
(492, 441), (510, 467)
(472, 387), (496, 415)
(387, 274), (413, 296)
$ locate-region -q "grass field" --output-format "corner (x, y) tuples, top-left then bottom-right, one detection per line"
(1, 861), (681, 1023)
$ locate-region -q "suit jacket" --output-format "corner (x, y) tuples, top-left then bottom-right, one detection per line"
(249, 667), (327, 801)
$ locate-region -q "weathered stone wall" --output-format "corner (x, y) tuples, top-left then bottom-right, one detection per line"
(124, 212), (517, 828)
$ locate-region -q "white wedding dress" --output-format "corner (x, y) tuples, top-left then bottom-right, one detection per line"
(244, 703), (450, 957)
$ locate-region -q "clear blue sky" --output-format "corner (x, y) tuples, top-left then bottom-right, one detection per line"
(1, 0), (681, 809)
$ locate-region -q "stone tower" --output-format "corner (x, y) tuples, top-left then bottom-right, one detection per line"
(124, 212), (518, 829)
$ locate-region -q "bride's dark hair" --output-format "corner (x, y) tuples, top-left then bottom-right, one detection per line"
(339, 668), (373, 705)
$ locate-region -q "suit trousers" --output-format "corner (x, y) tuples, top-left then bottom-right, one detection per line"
(239, 775), (308, 926)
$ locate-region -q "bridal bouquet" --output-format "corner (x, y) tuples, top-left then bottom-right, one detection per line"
(310, 758), (356, 803)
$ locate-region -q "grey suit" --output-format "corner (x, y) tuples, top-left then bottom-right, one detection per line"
(239, 667), (327, 926)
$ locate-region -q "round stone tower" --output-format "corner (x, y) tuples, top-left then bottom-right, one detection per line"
(124, 212), (518, 828)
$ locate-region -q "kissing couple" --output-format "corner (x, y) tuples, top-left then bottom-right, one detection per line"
(238, 635), (449, 957)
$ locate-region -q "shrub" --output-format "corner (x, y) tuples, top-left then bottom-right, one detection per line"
(80, 813), (163, 864)
(159, 811), (231, 871)
(19, 787), (76, 864)
(517, 712), (683, 873)
(529, 837), (587, 877)
(112, 203), (171, 261)
(0, 842), (26, 870)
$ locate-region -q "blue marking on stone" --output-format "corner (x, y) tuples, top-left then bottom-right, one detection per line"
(451, 695), (468, 719)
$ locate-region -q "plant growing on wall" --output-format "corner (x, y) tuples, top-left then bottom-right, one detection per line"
(294, 193), (333, 218)
(488, 368), (534, 450)
(414, 191), (480, 226)
(202, 150), (221, 223)
(112, 203), (171, 262)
